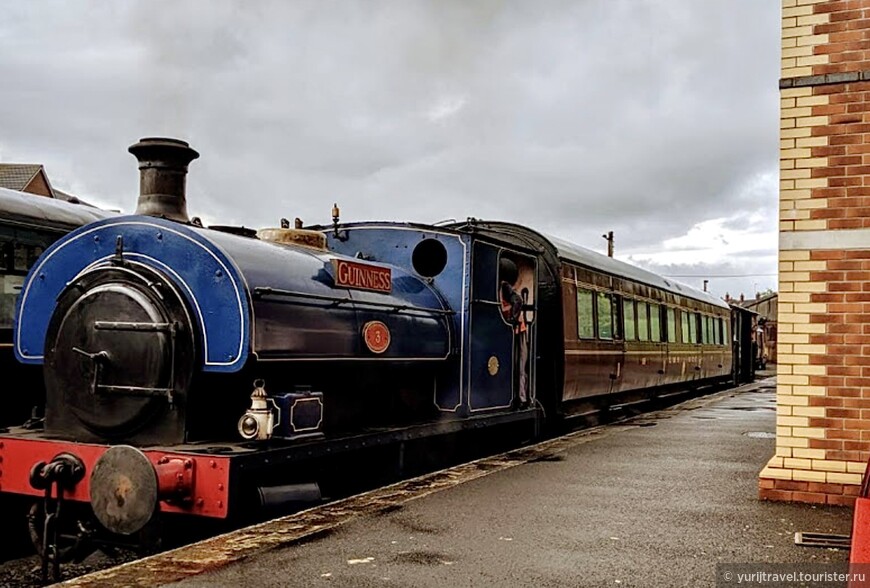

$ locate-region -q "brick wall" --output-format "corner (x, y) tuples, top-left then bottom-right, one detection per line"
(761, 0), (870, 506)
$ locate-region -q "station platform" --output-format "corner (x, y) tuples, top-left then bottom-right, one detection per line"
(65, 378), (853, 587)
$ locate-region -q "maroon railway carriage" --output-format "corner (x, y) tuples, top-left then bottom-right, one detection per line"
(449, 222), (733, 420)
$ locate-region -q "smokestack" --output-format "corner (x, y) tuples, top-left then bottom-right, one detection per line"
(128, 137), (199, 223)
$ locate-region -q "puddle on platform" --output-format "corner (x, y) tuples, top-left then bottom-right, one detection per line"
(744, 431), (776, 439)
(722, 406), (775, 412)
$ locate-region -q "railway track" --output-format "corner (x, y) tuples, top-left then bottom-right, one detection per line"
(0, 379), (759, 587)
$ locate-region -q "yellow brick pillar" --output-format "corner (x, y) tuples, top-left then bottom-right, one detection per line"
(760, 0), (870, 506)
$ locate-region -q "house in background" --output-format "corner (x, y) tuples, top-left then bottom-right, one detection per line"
(0, 163), (91, 205)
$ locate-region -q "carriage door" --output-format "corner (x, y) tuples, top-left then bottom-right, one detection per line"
(468, 242), (536, 411)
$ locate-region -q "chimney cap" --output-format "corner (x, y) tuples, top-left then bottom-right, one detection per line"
(128, 137), (199, 165)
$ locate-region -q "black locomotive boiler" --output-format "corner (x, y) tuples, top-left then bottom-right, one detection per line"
(0, 138), (740, 573)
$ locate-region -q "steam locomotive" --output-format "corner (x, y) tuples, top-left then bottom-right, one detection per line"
(0, 138), (738, 573)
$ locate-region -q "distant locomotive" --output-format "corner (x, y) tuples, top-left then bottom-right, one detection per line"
(0, 138), (735, 573)
(0, 188), (111, 428)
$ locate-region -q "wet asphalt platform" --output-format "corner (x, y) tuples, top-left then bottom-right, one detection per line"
(65, 377), (853, 588)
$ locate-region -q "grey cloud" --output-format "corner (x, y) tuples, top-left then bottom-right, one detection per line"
(0, 0), (780, 287)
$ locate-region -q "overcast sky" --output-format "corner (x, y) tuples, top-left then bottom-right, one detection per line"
(0, 0), (779, 299)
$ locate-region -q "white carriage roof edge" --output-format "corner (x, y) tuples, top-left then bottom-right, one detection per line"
(543, 232), (729, 309)
(0, 187), (113, 226)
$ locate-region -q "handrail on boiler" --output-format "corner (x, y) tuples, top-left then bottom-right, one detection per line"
(252, 287), (455, 316)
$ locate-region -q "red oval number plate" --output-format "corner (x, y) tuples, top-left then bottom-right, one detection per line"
(363, 321), (391, 354)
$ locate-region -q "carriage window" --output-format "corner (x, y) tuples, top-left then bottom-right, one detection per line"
(624, 299), (636, 340)
(713, 317), (720, 345)
(688, 313), (697, 343)
(0, 241), (11, 270)
(680, 311), (689, 343)
(1, 256), (12, 328)
(705, 316), (713, 345)
(13, 243), (28, 272)
(597, 292), (613, 340)
(666, 308), (677, 343)
(719, 318), (726, 344)
(637, 302), (650, 341)
(612, 295), (623, 340)
(576, 288), (595, 339)
(0, 273), (24, 329)
(649, 303), (661, 342)
(1, 241), (20, 329)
